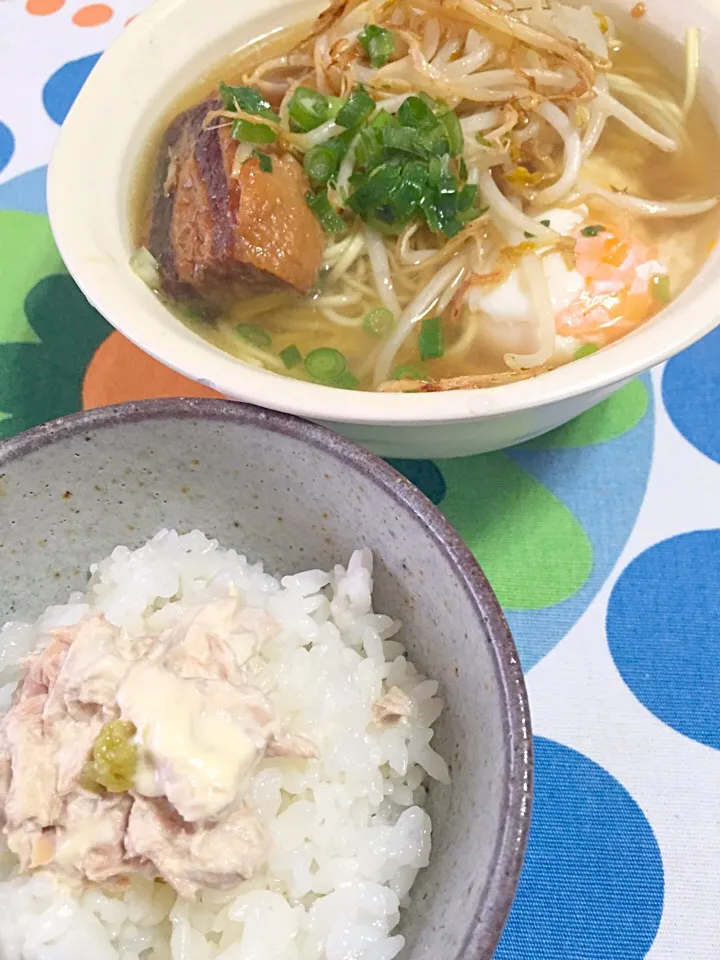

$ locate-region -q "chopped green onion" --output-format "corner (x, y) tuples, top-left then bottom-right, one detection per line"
(439, 110), (464, 156)
(253, 150), (273, 173)
(236, 323), (272, 347)
(219, 83), (279, 122)
(420, 126), (448, 158)
(419, 315), (444, 361)
(397, 95), (438, 131)
(524, 231), (536, 239)
(358, 24), (395, 68)
(304, 347), (348, 383)
(280, 344), (302, 369)
(364, 217), (400, 236)
(324, 83), (479, 238)
(464, 202), (489, 224)
(288, 86), (337, 132)
(419, 172), (477, 237)
(357, 127), (389, 171)
(476, 133), (492, 147)
(307, 130), (354, 184)
(369, 109), (394, 130)
(364, 159), (428, 230)
(649, 273), (671, 304)
(328, 96), (346, 118)
(417, 90), (438, 108)
(540, 219), (551, 227)
(348, 161), (403, 215)
(420, 195), (442, 234)
(306, 190), (346, 235)
(335, 370), (360, 389)
(363, 307), (394, 337)
(304, 144), (340, 185)
(574, 343), (599, 360)
(429, 153), (452, 184)
(391, 364), (425, 381)
(328, 130), (355, 153)
(580, 224), (606, 237)
(458, 184), (477, 211)
(336, 85), (375, 129)
(232, 119), (276, 144)
(381, 123), (428, 156)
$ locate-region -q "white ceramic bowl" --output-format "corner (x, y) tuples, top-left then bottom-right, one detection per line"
(48, 0), (720, 459)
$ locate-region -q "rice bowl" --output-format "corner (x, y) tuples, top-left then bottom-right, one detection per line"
(0, 529), (448, 960)
(0, 397), (532, 957)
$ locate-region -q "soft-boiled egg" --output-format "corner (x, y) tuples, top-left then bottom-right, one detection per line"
(464, 205), (668, 360)
(465, 207), (588, 359)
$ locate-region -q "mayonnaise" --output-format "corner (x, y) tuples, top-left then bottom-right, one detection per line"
(116, 663), (263, 822)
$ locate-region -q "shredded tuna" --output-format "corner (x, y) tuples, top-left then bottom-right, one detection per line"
(0, 597), (318, 897)
(372, 686), (414, 726)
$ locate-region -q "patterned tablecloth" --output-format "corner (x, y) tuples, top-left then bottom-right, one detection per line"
(1, 1), (720, 957)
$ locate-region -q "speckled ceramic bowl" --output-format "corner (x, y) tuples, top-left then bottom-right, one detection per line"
(0, 398), (531, 958)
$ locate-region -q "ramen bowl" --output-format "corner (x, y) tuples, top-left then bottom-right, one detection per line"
(0, 397), (531, 958)
(47, 0), (720, 458)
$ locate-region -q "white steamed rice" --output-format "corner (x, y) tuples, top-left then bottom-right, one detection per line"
(0, 529), (449, 960)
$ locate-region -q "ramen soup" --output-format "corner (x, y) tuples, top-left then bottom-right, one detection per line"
(133, 0), (720, 393)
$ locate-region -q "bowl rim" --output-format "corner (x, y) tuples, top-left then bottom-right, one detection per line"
(46, 0), (720, 427)
(0, 397), (532, 957)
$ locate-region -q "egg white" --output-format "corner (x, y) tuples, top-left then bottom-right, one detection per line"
(465, 206), (588, 359)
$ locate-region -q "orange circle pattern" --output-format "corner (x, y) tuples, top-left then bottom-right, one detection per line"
(72, 3), (113, 26)
(25, 0), (65, 15)
(25, 0), (117, 24)
(82, 332), (225, 411)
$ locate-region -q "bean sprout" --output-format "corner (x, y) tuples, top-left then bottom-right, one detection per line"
(478, 169), (558, 242)
(364, 227), (402, 316)
(504, 253), (556, 369)
(533, 101), (583, 205)
(398, 223), (436, 265)
(594, 89), (679, 152)
(461, 109), (501, 134)
(374, 256), (467, 384)
(683, 27), (701, 115)
(326, 232), (366, 284)
(578, 182), (719, 218)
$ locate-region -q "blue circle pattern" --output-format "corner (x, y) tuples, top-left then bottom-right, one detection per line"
(42, 54), (102, 126)
(663, 326), (720, 464)
(496, 737), (664, 959)
(607, 529), (720, 750)
(0, 121), (15, 174)
(507, 393), (653, 670)
(0, 166), (47, 215)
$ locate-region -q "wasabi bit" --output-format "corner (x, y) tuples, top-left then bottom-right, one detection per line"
(81, 719), (138, 794)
